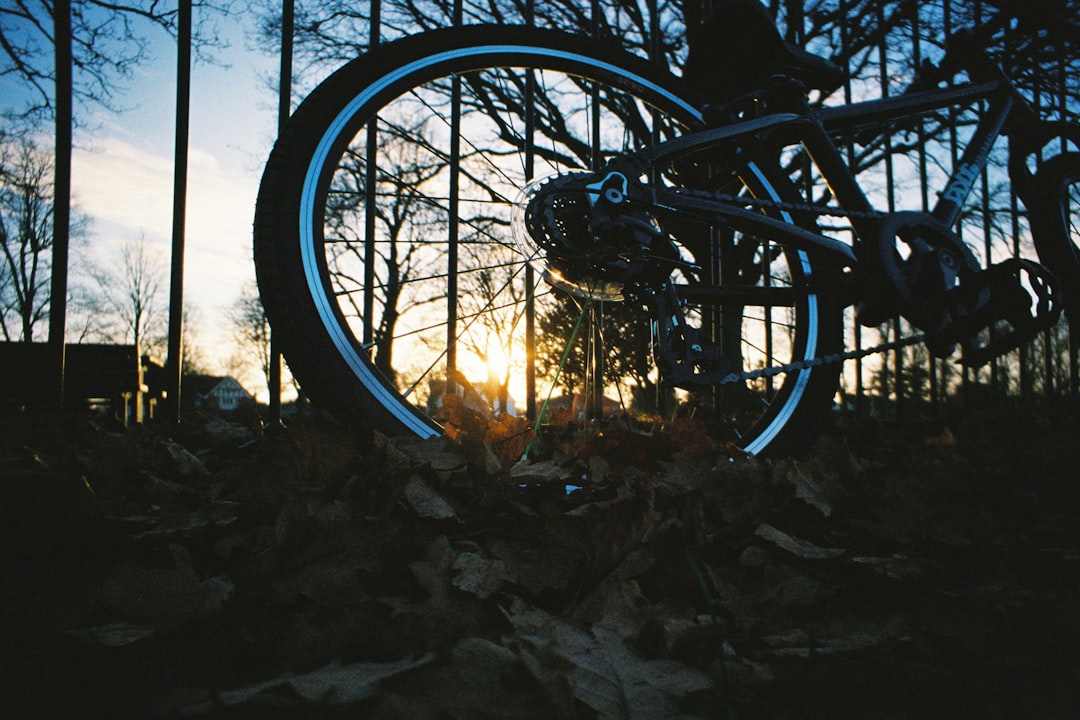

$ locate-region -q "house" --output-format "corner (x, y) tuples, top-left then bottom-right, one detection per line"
(0, 342), (166, 425)
(185, 375), (254, 412)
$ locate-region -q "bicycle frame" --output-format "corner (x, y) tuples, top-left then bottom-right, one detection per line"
(817, 78), (1025, 247)
(612, 75), (1037, 272)
(592, 60), (1071, 370)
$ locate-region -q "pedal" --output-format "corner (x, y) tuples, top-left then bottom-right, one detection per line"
(930, 258), (1062, 366)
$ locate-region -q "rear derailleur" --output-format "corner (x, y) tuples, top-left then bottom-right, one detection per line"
(624, 282), (732, 390)
(519, 169), (731, 389)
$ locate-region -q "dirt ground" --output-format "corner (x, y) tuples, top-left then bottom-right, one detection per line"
(2, 399), (1079, 719)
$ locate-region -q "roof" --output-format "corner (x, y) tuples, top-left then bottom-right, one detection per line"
(184, 374), (251, 399)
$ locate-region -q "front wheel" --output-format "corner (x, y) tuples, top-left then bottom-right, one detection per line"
(253, 25), (843, 455)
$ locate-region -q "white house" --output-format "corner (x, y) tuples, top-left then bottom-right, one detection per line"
(189, 376), (253, 411)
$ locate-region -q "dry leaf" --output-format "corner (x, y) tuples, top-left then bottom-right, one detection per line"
(66, 621), (156, 647)
(511, 458), (574, 484)
(505, 597), (712, 719)
(754, 523), (844, 560)
(484, 413), (535, 469)
(215, 655), (435, 707)
(452, 551), (511, 599)
(152, 440), (210, 481)
(102, 544), (233, 622)
(404, 476), (458, 520)
(788, 463), (833, 517)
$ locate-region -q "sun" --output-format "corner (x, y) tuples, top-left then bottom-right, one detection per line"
(486, 336), (510, 382)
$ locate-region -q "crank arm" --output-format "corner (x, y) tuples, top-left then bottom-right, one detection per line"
(933, 258), (1063, 366)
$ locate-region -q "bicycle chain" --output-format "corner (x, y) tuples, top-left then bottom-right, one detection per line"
(714, 332), (926, 386)
(659, 186), (929, 385)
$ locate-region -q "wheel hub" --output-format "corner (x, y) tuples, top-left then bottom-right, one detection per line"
(512, 172), (663, 301)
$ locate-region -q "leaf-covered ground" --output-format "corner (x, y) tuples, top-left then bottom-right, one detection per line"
(2, 400), (1080, 719)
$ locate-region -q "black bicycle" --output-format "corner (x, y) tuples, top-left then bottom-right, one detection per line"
(254, 5), (1079, 455)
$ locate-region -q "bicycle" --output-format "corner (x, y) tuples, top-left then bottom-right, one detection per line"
(253, 3), (1079, 456)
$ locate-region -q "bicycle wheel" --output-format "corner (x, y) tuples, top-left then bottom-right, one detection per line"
(253, 25), (843, 455)
(1032, 152), (1080, 318)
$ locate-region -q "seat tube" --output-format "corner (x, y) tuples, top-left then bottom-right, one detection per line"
(801, 120), (878, 246)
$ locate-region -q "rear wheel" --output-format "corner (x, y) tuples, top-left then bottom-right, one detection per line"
(253, 25), (843, 455)
(1032, 152), (1080, 318)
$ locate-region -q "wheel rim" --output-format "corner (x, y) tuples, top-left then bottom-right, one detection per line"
(292, 37), (823, 451)
(1067, 169), (1079, 261)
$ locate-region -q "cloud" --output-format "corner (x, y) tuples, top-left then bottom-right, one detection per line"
(72, 136), (262, 370)
(72, 138), (176, 239)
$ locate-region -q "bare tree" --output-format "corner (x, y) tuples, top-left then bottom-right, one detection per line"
(0, 132), (51, 340)
(253, 0), (692, 80)
(179, 301), (208, 375)
(0, 132), (87, 340)
(226, 282), (272, 388)
(87, 235), (167, 355)
(253, 0), (1079, 413)
(1, 0), (230, 123)
(225, 283), (300, 403)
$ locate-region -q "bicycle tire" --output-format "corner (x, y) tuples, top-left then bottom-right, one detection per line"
(253, 25), (843, 455)
(1031, 152), (1080, 318)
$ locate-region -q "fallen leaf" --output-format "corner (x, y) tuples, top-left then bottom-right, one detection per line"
(215, 655), (435, 707)
(392, 435), (466, 475)
(759, 563), (834, 608)
(504, 597), (712, 719)
(484, 414), (535, 469)
(511, 458), (574, 484)
(152, 440), (210, 481)
(760, 618), (909, 656)
(66, 621), (156, 647)
(754, 523), (844, 560)
(403, 475), (458, 520)
(850, 555), (925, 580)
(452, 551), (510, 599)
(102, 544), (233, 622)
(788, 463), (833, 517)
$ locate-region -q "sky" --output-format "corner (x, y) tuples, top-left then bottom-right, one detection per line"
(80, 14), (278, 377)
(8, 10), (283, 395)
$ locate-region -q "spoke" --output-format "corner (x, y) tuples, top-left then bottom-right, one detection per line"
(326, 189), (510, 205)
(404, 82), (523, 202)
(400, 260), (547, 398)
(740, 335), (785, 365)
(333, 257), (528, 297)
(392, 289), (552, 345)
(330, 181), (515, 249)
(325, 235), (517, 250)
(401, 284), (552, 399)
(740, 313), (798, 331)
